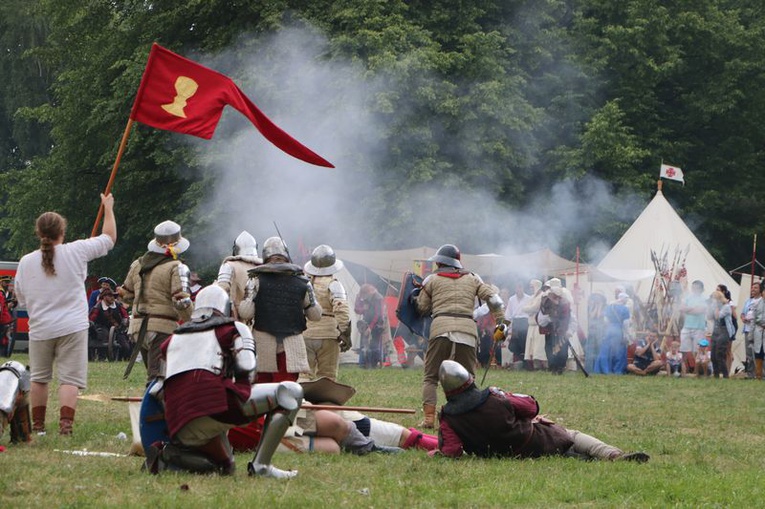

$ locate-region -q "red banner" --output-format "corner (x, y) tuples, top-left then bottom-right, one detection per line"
(130, 43), (333, 168)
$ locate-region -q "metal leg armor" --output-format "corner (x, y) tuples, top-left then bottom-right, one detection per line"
(243, 382), (303, 479)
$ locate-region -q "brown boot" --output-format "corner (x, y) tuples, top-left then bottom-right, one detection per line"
(32, 405), (46, 434)
(419, 404), (436, 429)
(756, 359), (763, 380)
(59, 406), (75, 436)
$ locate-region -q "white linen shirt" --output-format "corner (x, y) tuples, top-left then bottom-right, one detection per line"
(15, 234), (114, 341)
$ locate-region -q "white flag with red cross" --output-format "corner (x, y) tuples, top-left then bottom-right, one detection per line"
(660, 163), (685, 184)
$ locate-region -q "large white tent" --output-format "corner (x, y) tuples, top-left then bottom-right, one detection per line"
(596, 186), (739, 302)
(594, 185), (744, 373)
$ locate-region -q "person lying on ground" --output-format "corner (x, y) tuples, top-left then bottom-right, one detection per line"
(228, 407), (435, 454)
(431, 360), (649, 462)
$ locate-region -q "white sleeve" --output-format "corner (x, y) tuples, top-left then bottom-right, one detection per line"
(74, 234), (114, 262)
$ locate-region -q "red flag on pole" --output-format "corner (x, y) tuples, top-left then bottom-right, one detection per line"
(130, 43), (334, 168)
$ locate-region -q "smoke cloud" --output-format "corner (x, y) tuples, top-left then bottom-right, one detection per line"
(183, 23), (645, 275)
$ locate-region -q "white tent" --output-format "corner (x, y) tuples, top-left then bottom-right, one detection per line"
(596, 187), (739, 302)
(593, 185), (743, 373)
(335, 247), (581, 283)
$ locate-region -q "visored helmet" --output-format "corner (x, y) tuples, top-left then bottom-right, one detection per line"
(430, 244), (462, 269)
(304, 244), (344, 276)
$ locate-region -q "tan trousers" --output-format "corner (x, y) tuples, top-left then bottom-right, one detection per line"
(303, 338), (340, 381)
(422, 337), (477, 406)
(567, 429), (622, 459)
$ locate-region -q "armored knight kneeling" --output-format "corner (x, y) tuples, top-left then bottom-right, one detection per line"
(146, 285), (303, 479)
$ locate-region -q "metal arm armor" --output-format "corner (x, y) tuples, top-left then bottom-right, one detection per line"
(217, 262), (234, 287)
(487, 294), (505, 313)
(233, 322), (256, 383)
(305, 281), (317, 308)
(328, 280), (347, 301)
(174, 262), (193, 309)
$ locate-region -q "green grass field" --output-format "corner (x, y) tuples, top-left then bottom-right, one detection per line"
(2, 355), (763, 508)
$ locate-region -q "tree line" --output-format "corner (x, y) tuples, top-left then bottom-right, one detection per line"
(1, 0), (764, 279)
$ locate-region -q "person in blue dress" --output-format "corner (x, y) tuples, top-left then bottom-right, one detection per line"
(594, 293), (630, 374)
(585, 292), (607, 373)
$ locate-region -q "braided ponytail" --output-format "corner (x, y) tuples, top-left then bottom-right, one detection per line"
(35, 212), (67, 276)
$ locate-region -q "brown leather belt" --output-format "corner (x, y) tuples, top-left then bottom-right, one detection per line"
(432, 312), (474, 320)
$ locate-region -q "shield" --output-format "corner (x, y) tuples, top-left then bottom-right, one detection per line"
(396, 272), (432, 339)
(300, 377), (356, 405)
(139, 380), (169, 454)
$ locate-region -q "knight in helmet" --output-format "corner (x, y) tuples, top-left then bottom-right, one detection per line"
(121, 220), (194, 382)
(0, 360), (32, 443)
(410, 244), (505, 429)
(216, 231), (262, 321)
(300, 245), (351, 381)
(146, 285), (303, 478)
(433, 360), (649, 462)
(238, 237), (322, 384)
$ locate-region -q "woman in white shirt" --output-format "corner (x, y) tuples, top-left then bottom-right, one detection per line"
(15, 193), (116, 435)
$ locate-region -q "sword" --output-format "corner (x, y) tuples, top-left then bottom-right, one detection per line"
(480, 322), (508, 386)
(272, 221), (292, 263)
(566, 338), (589, 377)
(122, 315), (148, 379)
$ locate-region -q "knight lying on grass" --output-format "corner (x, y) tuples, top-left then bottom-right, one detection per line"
(432, 360), (649, 462)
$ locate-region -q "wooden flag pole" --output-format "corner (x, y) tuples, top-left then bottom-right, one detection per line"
(90, 118), (135, 237)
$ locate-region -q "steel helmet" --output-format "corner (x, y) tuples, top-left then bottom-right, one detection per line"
(439, 360), (474, 398)
(261, 237), (290, 262)
(232, 231), (258, 257)
(191, 285), (230, 322)
(304, 244), (344, 276)
(430, 244), (462, 269)
(148, 220), (190, 255)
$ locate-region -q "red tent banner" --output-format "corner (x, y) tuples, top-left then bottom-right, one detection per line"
(130, 43), (333, 168)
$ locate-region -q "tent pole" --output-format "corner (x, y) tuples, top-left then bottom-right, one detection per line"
(751, 234), (757, 282)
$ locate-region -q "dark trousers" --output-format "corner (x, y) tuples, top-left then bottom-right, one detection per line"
(510, 318), (529, 360)
(711, 338), (729, 378)
(545, 334), (568, 374)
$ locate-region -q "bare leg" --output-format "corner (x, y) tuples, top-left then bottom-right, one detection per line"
(59, 384), (78, 410)
(30, 381), (48, 409)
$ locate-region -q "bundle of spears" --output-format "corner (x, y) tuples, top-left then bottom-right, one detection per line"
(644, 244), (689, 345)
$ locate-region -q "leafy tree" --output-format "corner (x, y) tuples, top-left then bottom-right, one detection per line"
(2, 0), (765, 278)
